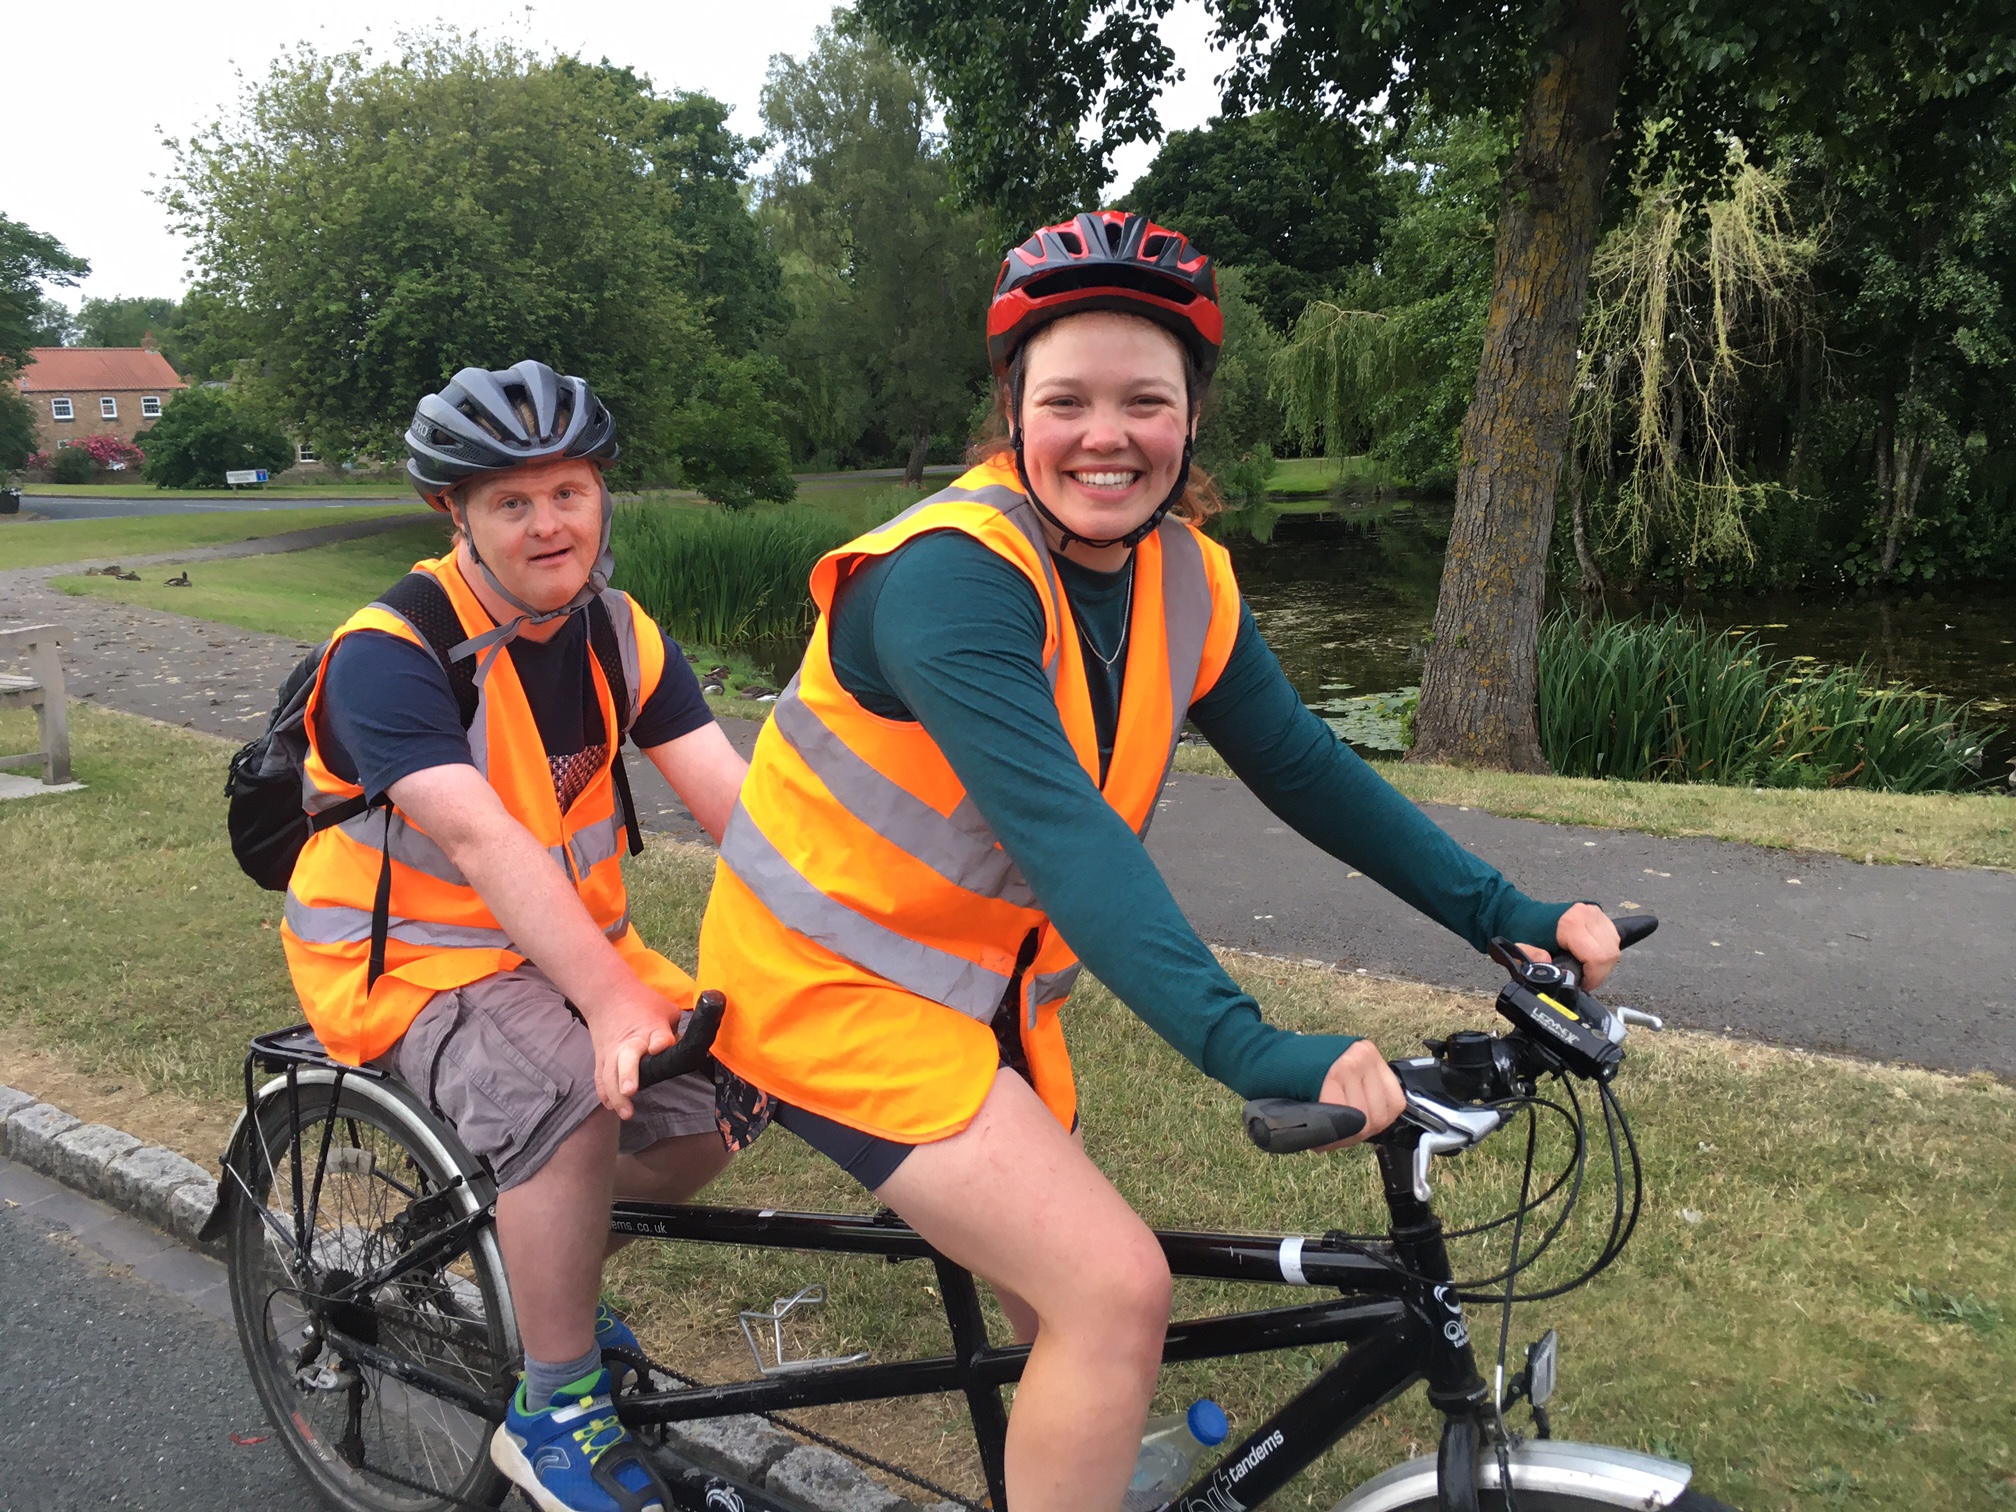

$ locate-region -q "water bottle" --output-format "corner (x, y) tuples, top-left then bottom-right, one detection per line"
(1122, 1399), (1229, 1512)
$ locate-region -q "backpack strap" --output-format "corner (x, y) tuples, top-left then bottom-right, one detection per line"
(586, 594), (646, 859)
(353, 572), (482, 990)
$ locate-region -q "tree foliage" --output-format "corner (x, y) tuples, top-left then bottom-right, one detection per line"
(165, 34), (788, 489)
(761, 15), (996, 480)
(0, 214), (89, 368)
(76, 295), (180, 350)
(1122, 110), (1388, 331)
(139, 386), (295, 488)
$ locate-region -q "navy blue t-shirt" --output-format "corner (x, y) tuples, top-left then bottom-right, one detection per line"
(317, 612), (713, 803)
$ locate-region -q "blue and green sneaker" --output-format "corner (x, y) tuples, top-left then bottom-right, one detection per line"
(490, 1366), (671, 1512)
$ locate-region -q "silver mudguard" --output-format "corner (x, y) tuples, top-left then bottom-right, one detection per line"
(1332, 1440), (1693, 1511)
(196, 1102), (258, 1244)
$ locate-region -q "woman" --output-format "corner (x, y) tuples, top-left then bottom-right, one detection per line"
(698, 212), (1620, 1512)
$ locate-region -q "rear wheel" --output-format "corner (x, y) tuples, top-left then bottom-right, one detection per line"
(225, 1072), (517, 1512)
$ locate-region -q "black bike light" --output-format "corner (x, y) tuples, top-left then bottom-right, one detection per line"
(1528, 1329), (1559, 1407)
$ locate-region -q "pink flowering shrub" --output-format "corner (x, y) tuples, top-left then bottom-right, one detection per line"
(74, 434), (146, 470)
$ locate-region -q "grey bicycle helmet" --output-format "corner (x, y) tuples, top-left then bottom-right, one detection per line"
(405, 359), (619, 502)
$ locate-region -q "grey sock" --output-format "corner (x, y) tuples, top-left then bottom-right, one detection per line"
(523, 1340), (606, 1408)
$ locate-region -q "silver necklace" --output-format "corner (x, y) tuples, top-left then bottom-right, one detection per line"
(1078, 560), (1135, 671)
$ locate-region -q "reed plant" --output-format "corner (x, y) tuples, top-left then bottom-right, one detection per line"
(610, 502), (855, 647)
(1538, 611), (1995, 792)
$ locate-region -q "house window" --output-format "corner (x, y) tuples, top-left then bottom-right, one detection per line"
(296, 442), (319, 463)
(50, 397), (74, 421)
(100, 396), (118, 419)
(141, 396), (162, 418)
(55, 439), (71, 449)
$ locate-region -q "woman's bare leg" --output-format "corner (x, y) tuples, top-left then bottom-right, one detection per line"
(876, 1071), (1170, 1512)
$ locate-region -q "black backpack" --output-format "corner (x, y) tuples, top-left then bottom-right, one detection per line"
(226, 572), (645, 983)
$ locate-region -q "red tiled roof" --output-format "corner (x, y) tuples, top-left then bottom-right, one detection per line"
(16, 348), (187, 393)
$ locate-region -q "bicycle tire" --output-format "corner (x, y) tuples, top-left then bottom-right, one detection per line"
(1378, 1491), (1741, 1511)
(225, 1072), (517, 1512)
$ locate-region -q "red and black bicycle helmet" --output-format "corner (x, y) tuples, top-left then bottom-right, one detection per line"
(987, 211), (1223, 379)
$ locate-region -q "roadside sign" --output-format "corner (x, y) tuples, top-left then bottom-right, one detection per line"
(225, 469), (270, 486)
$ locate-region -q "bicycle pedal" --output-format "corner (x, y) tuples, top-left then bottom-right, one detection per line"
(738, 1284), (871, 1377)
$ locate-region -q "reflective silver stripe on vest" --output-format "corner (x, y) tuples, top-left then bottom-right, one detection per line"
(1033, 963), (1081, 1006)
(1137, 519), (1216, 840)
(337, 809), (468, 886)
(283, 892), (516, 951)
(771, 681), (1037, 908)
(720, 801), (1010, 1021)
(567, 809), (627, 877)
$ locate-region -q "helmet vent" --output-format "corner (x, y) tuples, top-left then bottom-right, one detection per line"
(1057, 230), (1085, 256)
(1102, 220), (1124, 252)
(1141, 234), (1170, 260)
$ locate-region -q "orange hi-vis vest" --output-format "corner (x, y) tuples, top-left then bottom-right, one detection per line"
(699, 456), (1243, 1142)
(282, 552), (694, 1066)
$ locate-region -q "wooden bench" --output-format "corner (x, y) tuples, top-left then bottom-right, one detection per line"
(0, 624), (72, 785)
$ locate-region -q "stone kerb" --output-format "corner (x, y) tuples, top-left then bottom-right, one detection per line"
(0, 1086), (221, 1254)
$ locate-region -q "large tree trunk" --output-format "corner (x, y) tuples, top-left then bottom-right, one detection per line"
(1407, 0), (1629, 771)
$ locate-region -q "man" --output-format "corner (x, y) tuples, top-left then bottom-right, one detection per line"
(282, 360), (744, 1512)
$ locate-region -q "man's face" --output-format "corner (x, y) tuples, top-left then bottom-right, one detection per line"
(453, 458), (603, 612)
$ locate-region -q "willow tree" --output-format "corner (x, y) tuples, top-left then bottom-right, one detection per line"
(861, 0), (2016, 770)
(1566, 143), (1821, 593)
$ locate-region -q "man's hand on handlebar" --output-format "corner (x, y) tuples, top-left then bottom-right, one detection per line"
(1531, 903), (1622, 990)
(1315, 1040), (1407, 1149)
(585, 990), (682, 1120)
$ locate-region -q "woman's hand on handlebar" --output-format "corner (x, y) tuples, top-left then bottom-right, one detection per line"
(1315, 1040), (1406, 1149)
(1531, 903), (1622, 989)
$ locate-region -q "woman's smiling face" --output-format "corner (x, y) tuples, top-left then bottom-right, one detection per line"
(1017, 312), (1194, 560)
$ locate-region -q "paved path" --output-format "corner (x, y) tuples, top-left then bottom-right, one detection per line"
(6, 532), (2012, 1078)
(16, 492), (410, 521)
(1143, 773), (2016, 1075)
(0, 1157), (301, 1510)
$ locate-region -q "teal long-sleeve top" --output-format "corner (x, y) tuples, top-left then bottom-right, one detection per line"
(826, 528), (1570, 1103)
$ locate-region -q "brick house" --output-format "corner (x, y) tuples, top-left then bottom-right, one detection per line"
(16, 346), (187, 457)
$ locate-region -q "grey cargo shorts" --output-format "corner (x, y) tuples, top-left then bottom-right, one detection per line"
(372, 964), (716, 1191)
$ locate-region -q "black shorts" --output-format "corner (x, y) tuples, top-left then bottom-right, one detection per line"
(774, 1102), (915, 1192)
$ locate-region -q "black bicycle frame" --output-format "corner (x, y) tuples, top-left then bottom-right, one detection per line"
(233, 1028), (1495, 1512)
(604, 1135), (1492, 1512)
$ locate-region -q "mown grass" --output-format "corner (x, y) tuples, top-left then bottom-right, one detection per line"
(4, 703), (2011, 1510)
(1171, 746), (2016, 871)
(52, 518), (456, 641)
(0, 502), (432, 571)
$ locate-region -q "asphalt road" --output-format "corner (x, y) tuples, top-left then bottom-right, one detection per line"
(14, 493), (411, 522)
(6, 533), (2013, 1078)
(0, 1159), (302, 1510)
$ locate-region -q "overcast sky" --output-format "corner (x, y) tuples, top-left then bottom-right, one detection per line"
(4, 0), (1227, 311)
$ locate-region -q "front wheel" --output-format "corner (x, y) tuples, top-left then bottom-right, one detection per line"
(1381, 1495), (1740, 1511)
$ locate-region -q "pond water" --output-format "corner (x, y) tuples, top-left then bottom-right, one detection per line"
(1232, 499), (2016, 776)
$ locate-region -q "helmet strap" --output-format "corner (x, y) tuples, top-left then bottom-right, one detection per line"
(1008, 365), (1193, 555)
